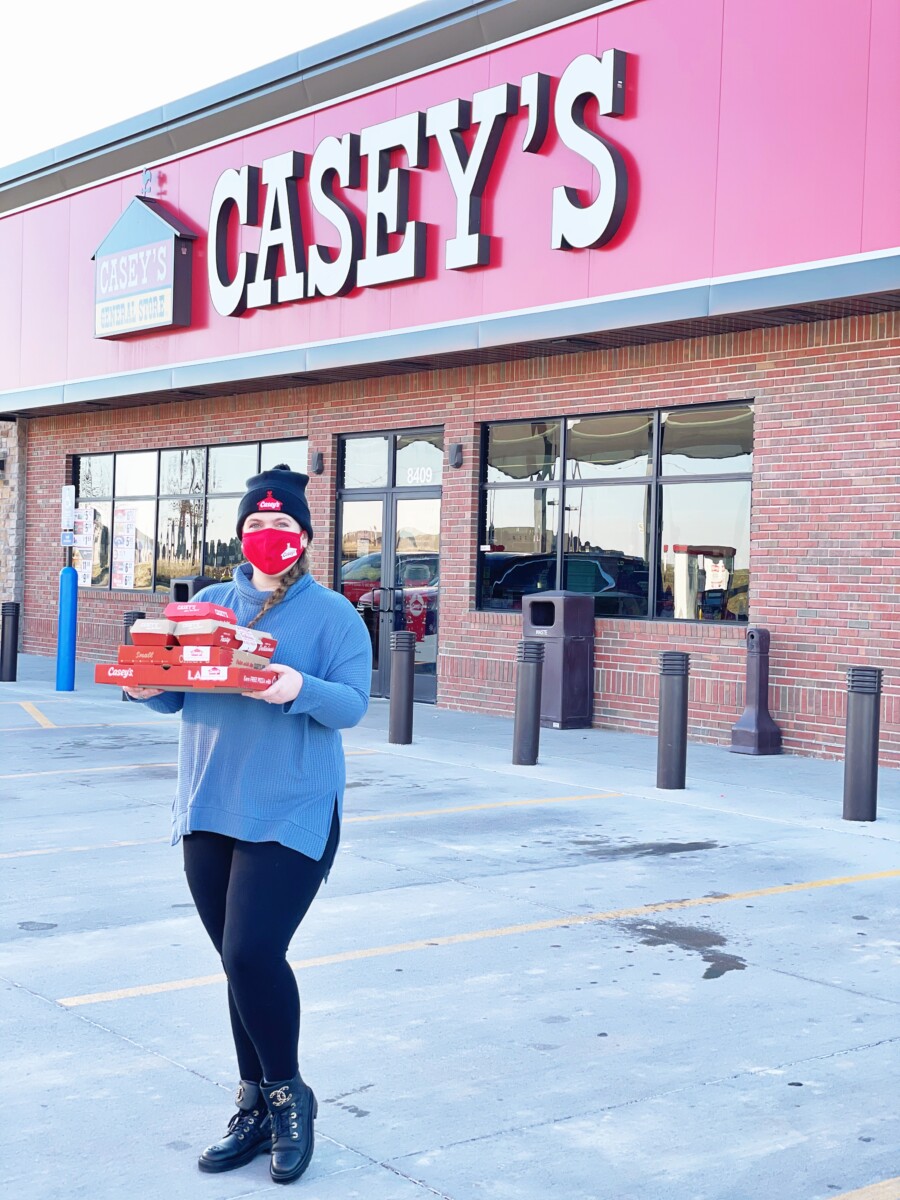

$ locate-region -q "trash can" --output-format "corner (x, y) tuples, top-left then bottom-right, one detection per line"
(170, 575), (215, 603)
(522, 591), (595, 729)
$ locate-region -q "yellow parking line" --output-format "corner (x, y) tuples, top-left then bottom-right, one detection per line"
(0, 793), (612, 858)
(56, 868), (900, 1008)
(829, 1179), (900, 1200)
(18, 701), (55, 728)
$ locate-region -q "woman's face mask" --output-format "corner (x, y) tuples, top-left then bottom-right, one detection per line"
(241, 527), (307, 576)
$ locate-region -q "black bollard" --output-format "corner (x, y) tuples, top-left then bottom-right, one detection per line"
(388, 630), (416, 744)
(730, 628), (782, 754)
(512, 640), (545, 766)
(0, 601), (20, 683)
(121, 610), (146, 701)
(657, 651), (690, 789)
(842, 667), (883, 822)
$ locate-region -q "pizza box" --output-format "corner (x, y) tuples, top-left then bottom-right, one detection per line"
(164, 601), (237, 623)
(128, 618), (178, 646)
(173, 619), (276, 658)
(95, 662), (278, 692)
(117, 644), (270, 668)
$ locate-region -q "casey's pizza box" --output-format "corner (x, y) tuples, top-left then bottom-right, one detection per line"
(117, 644), (270, 668)
(128, 618), (178, 646)
(164, 601), (237, 623)
(173, 620), (276, 658)
(94, 662), (278, 692)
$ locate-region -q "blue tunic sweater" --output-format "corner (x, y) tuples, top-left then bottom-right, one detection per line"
(137, 565), (372, 860)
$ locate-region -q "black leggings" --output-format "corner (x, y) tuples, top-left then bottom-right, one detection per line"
(182, 808), (339, 1084)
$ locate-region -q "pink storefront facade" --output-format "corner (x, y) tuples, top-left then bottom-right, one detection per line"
(1, 0), (898, 759)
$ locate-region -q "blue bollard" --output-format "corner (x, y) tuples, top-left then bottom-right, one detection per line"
(56, 565), (79, 691)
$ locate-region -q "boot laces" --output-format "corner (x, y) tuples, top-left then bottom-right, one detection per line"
(228, 1105), (265, 1142)
(270, 1099), (301, 1142)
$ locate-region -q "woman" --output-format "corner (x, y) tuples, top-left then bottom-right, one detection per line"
(125, 465), (371, 1184)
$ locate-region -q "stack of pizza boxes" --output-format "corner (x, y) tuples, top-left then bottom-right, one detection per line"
(94, 602), (279, 693)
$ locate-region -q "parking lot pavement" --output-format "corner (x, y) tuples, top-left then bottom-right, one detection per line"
(2, 654), (898, 1200)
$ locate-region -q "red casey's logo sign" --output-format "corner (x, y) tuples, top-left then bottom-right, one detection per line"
(208, 51), (628, 317)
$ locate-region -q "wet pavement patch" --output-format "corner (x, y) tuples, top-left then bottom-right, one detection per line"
(18, 921), (57, 931)
(620, 919), (747, 979)
(571, 837), (718, 860)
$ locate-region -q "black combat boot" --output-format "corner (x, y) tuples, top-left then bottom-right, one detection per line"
(262, 1073), (318, 1184)
(197, 1080), (272, 1173)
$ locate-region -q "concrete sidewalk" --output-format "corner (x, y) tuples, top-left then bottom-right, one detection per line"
(1, 654), (898, 1200)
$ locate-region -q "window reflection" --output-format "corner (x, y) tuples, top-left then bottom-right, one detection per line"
(208, 444), (257, 493)
(260, 439), (308, 473)
(486, 422), (561, 483)
(396, 431), (443, 487)
(566, 413), (652, 479)
(203, 498), (244, 581)
(481, 488), (559, 610)
(160, 447), (205, 495)
(343, 437), (389, 489)
(76, 455), (113, 498)
(562, 486), (650, 616)
(661, 405), (753, 476)
(657, 481), (750, 621)
(156, 497), (204, 590)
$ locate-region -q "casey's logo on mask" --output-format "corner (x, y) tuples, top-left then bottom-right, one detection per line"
(257, 490), (283, 511)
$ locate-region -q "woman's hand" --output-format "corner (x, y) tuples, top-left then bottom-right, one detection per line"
(123, 686), (165, 700)
(243, 662), (304, 705)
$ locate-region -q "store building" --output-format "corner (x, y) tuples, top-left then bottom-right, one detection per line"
(1, 0), (898, 760)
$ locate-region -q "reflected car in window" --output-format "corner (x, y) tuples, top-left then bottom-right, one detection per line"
(482, 552), (648, 616)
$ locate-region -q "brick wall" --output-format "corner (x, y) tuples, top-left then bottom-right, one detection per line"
(19, 312), (900, 762)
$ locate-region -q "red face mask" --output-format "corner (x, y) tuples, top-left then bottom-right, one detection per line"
(242, 528), (305, 576)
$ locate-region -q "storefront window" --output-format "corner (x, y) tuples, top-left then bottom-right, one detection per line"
(479, 403), (752, 620)
(396, 431), (443, 487)
(208, 444), (257, 493)
(566, 413), (652, 479)
(76, 455), (113, 498)
(115, 451), (157, 497)
(160, 447), (205, 495)
(481, 487), (559, 610)
(657, 480), (751, 621)
(260, 439), (308, 473)
(156, 497), (204, 591)
(203, 497), (245, 582)
(343, 436), (389, 488)
(661, 405), (753, 476)
(73, 435), (307, 590)
(562, 485), (650, 616)
(486, 421), (561, 483)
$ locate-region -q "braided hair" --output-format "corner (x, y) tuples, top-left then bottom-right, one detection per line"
(244, 463), (310, 629)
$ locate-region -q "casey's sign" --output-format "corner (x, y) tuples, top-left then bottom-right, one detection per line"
(208, 51), (628, 316)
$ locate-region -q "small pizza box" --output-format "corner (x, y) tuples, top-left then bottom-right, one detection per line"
(95, 662), (278, 692)
(164, 601), (237, 623)
(173, 619), (276, 658)
(128, 618), (178, 646)
(117, 644), (270, 668)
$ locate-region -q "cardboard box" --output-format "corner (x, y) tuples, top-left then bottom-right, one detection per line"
(129, 618), (178, 646)
(173, 619), (276, 658)
(95, 662), (278, 692)
(117, 644), (270, 668)
(164, 601), (237, 623)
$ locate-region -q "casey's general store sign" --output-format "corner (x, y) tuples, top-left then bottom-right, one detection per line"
(205, 51), (627, 317)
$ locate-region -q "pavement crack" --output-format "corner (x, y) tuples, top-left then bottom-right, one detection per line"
(760, 964), (900, 1006)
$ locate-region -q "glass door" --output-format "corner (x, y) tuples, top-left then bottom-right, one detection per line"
(336, 430), (442, 703)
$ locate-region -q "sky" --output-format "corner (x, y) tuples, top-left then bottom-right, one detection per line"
(1, 0), (423, 168)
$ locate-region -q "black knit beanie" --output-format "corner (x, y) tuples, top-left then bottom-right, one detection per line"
(236, 465), (313, 539)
